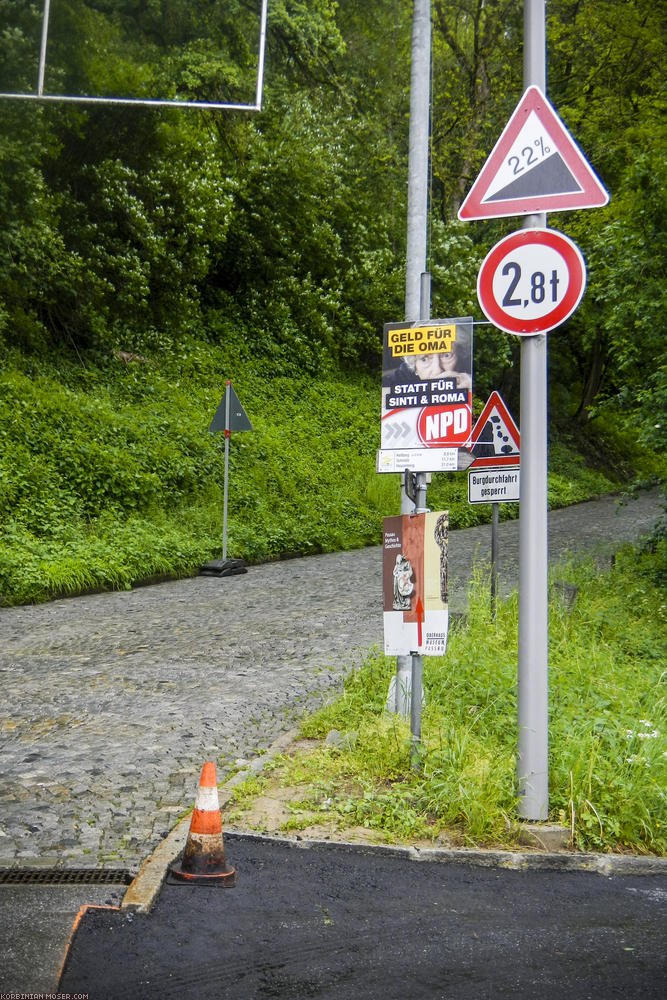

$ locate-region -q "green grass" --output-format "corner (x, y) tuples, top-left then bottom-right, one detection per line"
(273, 540), (667, 855)
(0, 336), (655, 605)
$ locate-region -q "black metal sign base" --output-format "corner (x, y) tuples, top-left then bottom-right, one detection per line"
(199, 558), (248, 577)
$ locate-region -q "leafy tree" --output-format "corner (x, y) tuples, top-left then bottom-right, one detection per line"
(546, 0), (667, 426)
(427, 0), (666, 427)
(431, 0), (523, 217)
(0, 0), (663, 437)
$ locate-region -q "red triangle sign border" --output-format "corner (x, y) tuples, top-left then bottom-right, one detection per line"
(470, 391), (521, 468)
(458, 86), (610, 221)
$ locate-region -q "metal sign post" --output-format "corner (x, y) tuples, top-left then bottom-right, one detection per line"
(468, 393), (520, 618)
(489, 502), (499, 617)
(518, 0), (549, 821)
(384, 0), (471, 741)
(222, 388), (232, 562)
(391, 0), (431, 721)
(201, 381), (252, 579)
(456, 0), (607, 824)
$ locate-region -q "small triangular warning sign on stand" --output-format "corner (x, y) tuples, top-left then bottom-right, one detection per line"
(209, 383), (252, 433)
(458, 86), (609, 221)
(470, 392), (520, 468)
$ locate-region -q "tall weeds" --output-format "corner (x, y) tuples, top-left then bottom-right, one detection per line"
(294, 542), (666, 854)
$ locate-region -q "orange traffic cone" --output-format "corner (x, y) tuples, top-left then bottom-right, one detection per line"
(167, 762), (236, 886)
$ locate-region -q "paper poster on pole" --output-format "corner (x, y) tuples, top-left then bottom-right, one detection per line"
(383, 511), (449, 656)
(378, 318), (473, 472)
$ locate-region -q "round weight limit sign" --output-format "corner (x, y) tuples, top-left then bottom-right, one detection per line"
(477, 228), (586, 335)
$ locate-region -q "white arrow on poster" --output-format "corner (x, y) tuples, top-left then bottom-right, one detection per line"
(458, 86), (609, 221)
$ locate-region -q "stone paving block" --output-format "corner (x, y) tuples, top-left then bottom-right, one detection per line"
(0, 490), (662, 867)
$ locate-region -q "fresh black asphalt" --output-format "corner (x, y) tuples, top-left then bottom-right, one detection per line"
(59, 834), (667, 999)
(1, 488), (665, 995)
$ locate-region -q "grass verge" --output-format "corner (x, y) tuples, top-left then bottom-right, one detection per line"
(226, 539), (666, 855)
(1, 338), (653, 605)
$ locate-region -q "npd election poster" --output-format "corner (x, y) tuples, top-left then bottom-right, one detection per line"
(378, 317), (473, 474)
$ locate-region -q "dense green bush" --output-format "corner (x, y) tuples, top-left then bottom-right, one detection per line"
(0, 1), (664, 603)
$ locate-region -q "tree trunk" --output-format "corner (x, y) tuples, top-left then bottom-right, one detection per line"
(575, 332), (607, 422)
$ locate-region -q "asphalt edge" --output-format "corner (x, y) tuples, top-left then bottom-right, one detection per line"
(122, 726), (667, 913)
(57, 904), (120, 988)
(222, 830), (667, 878)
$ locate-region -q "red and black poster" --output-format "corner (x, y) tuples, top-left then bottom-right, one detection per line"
(382, 511), (449, 656)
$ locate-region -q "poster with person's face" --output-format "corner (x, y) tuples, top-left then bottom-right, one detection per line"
(378, 317), (473, 473)
(383, 511), (449, 656)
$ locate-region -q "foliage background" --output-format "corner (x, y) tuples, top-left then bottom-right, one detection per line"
(0, 0), (665, 605)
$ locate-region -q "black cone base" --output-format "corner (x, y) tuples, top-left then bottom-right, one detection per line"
(166, 860), (237, 886)
(199, 558), (247, 577)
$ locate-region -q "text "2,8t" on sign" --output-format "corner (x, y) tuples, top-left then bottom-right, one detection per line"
(477, 229), (587, 336)
(501, 260), (560, 310)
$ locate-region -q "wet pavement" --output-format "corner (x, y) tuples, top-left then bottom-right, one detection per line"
(0, 489), (662, 871)
(0, 489), (664, 994)
(0, 881), (127, 993)
(58, 834), (667, 999)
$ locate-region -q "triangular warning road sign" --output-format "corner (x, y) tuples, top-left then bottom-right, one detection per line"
(209, 383), (253, 433)
(470, 392), (520, 468)
(458, 86), (609, 221)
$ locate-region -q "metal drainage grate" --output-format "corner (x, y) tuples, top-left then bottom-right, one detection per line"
(0, 867), (133, 886)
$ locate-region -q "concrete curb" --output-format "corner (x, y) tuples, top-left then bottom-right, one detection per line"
(122, 726), (667, 913)
(223, 830), (667, 878)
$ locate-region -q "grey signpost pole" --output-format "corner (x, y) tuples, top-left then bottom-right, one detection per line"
(409, 272), (431, 766)
(404, 0), (431, 328)
(490, 502), (499, 618)
(517, 0), (549, 820)
(222, 383), (232, 562)
(392, 0), (431, 718)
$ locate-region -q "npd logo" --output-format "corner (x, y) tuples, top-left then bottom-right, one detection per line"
(417, 404), (471, 448)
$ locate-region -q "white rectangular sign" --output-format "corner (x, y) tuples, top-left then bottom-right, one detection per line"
(377, 448), (460, 474)
(468, 467), (520, 504)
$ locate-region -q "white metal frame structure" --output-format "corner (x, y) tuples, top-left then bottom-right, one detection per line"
(0, 0), (269, 111)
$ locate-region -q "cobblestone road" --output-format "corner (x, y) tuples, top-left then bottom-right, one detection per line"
(0, 490), (662, 870)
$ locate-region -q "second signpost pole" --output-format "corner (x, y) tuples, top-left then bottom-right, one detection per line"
(392, 0), (431, 721)
(409, 273), (432, 768)
(517, 0), (549, 821)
